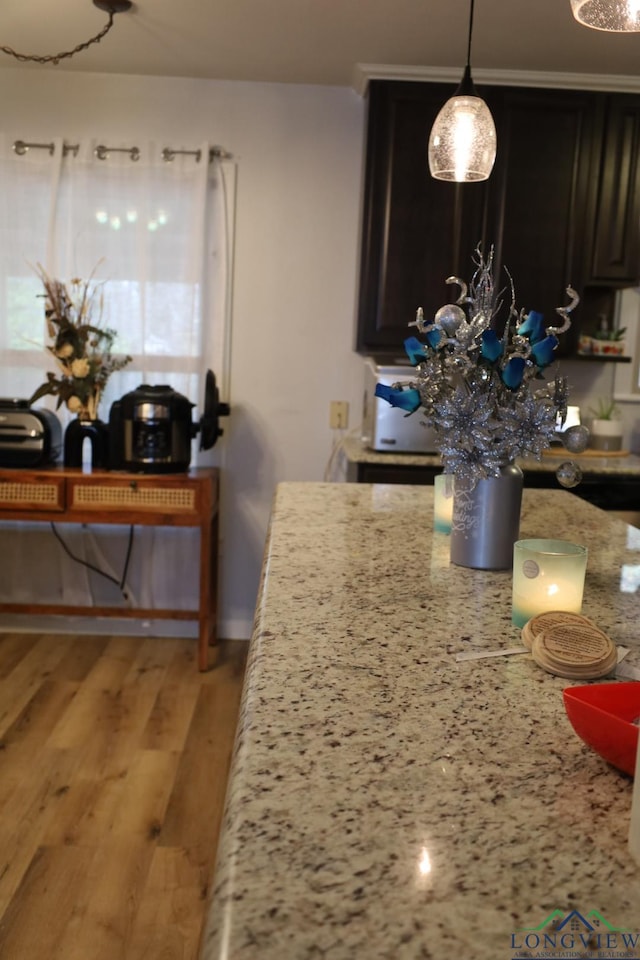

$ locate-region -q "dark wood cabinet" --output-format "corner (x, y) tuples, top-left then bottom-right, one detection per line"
(357, 80), (640, 358)
(586, 94), (640, 286)
(485, 86), (600, 355)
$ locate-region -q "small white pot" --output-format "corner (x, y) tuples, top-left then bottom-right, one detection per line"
(590, 418), (624, 452)
(590, 339), (626, 357)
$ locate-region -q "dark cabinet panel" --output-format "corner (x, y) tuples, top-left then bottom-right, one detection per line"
(587, 94), (640, 285)
(352, 460), (638, 511)
(356, 81), (491, 355)
(486, 87), (600, 354)
(354, 462), (440, 484)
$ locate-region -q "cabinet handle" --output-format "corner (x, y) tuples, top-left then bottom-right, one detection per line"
(130, 481), (138, 491)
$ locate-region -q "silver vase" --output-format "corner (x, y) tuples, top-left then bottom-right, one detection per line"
(450, 463), (523, 570)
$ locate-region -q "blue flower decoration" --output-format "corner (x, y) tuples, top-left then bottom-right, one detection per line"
(404, 336), (427, 365)
(531, 334), (558, 368)
(424, 326), (442, 350)
(481, 329), (503, 362)
(518, 310), (545, 344)
(501, 357), (526, 390)
(374, 383), (421, 413)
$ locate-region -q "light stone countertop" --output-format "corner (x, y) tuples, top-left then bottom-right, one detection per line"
(200, 482), (640, 960)
(342, 434), (640, 475)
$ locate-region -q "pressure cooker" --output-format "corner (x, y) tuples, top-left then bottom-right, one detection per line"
(109, 371), (229, 473)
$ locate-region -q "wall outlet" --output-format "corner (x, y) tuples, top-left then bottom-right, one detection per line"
(329, 401), (349, 430)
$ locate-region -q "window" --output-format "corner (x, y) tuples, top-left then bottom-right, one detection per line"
(0, 137), (231, 435)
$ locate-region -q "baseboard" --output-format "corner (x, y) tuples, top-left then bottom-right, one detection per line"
(0, 614), (199, 638)
(0, 613), (254, 641)
(219, 617), (253, 642)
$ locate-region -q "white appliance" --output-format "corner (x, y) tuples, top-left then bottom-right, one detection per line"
(553, 405), (582, 441)
(362, 359), (439, 453)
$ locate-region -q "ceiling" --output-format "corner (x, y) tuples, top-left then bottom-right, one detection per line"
(2, 0), (640, 91)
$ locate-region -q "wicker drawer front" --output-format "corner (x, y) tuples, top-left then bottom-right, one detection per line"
(0, 478), (65, 512)
(70, 482), (197, 513)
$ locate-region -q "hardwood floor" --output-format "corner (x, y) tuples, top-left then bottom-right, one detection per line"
(0, 632), (248, 960)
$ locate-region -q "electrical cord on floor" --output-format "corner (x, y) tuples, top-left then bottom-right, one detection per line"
(49, 522), (135, 600)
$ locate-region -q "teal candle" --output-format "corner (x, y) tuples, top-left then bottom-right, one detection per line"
(433, 473), (454, 534)
(512, 539), (588, 628)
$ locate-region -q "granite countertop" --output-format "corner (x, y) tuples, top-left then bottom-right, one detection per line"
(200, 482), (640, 960)
(343, 434), (640, 476)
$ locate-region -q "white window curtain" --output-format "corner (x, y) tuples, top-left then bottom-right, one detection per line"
(0, 135), (234, 624)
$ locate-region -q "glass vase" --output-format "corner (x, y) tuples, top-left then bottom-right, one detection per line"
(450, 463), (523, 570)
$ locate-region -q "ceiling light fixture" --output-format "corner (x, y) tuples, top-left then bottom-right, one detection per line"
(0, 0), (132, 66)
(570, 0), (640, 31)
(428, 0), (497, 182)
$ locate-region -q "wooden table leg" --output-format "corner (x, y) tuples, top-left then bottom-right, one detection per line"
(198, 506), (219, 671)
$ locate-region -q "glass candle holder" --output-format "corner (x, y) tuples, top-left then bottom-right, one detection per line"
(511, 539), (588, 628)
(433, 473), (454, 534)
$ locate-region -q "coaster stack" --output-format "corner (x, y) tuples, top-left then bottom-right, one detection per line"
(521, 610), (617, 680)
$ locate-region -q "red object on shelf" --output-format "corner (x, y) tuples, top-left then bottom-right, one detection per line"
(563, 683), (640, 777)
(590, 339), (626, 357)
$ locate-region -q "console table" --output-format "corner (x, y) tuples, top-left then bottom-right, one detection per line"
(0, 466), (219, 671)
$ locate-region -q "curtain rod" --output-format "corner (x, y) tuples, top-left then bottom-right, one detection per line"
(12, 140), (231, 162)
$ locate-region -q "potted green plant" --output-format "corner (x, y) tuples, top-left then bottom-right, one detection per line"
(590, 326), (626, 357)
(588, 397), (624, 452)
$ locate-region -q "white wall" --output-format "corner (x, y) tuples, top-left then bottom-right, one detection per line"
(0, 68), (367, 639)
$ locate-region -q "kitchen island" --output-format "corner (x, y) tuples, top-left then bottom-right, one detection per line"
(200, 482), (640, 960)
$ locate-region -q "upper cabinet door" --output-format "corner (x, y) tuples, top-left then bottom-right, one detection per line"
(356, 81), (491, 356)
(486, 86), (602, 355)
(587, 94), (640, 286)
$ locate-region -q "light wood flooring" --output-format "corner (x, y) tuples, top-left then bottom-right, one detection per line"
(0, 631), (248, 960)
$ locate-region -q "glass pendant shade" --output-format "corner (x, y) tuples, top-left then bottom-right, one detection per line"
(428, 67), (497, 182)
(570, 0), (640, 31)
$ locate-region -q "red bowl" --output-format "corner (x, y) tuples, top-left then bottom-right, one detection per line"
(563, 683), (640, 777)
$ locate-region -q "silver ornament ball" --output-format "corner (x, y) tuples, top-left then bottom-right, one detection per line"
(556, 460), (583, 489)
(434, 303), (466, 336)
(561, 424), (590, 454)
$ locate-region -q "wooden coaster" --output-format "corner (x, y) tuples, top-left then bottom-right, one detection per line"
(531, 620), (617, 680)
(521, 610), (601, 650)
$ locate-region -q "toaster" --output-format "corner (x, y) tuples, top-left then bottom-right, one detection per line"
(362, 359), (439, 453)
(0, 399), (62, 467)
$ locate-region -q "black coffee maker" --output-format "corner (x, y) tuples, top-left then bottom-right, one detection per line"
(109, 370), (229, 473)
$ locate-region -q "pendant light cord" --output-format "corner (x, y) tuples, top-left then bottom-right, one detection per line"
(457, 0), (478, 96)
(466, 0), (475, 70)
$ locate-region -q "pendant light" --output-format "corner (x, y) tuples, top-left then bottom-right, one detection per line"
(428, 0), (497, 182)
(570, 0), (640, 31)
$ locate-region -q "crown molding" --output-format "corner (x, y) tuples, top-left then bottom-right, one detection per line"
(352, 63), (640, 97)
